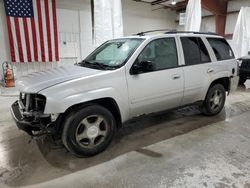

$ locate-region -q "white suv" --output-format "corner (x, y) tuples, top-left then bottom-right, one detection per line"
(11, 31), (239, 157)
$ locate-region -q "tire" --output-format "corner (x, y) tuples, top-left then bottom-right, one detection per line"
(239, 77), (247, 85)
(62, 105), (116, 157)
(200, 84), (226, 116)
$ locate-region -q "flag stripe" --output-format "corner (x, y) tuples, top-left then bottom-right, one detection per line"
(14, 18), (24, 62)
(41, 1), (49, 62)
(36, 0), (46, 62)
(6, 17), (16, 62)
(10, 18), (20, 62)
(44, 0), (52, 62)
(27, 19), (34, 62)
(33, 0), (41, 62)
(49, 0), (55, 61)
(52, 0), (59, 61)
(19, 19), (28, 62)
(23, 18), (32, 62)
(30, 18), (38, 61)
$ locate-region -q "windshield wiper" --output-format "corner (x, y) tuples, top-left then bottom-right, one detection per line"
(80, 60), (118, 70)
(85, 61), (108, 70)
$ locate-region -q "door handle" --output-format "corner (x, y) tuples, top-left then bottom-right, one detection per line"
(207, 68), (214, 73)
(172, 74), (181, 80)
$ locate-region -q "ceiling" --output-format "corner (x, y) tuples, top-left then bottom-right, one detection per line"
(133, 0), (189, 12)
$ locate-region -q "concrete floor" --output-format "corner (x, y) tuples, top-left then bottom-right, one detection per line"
(0, 82), (250, 188)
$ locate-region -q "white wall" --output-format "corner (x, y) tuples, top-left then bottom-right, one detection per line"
(176, 9), (215, 32)
(0, 0), (177, 78)
(0, 1), (9, 65)
(56, 0), (94, 64)
(0, 1), (10, 80)
(176, 0), (250, 35)
(225, 0), (250, 35)
(122, 0), (176, 35)
(56, 0), (176, 63)
(199, 0), (250, 35)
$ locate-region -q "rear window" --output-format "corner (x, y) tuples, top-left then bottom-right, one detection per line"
(207, 38), (234, 61)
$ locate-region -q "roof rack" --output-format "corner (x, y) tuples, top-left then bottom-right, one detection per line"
(134, 30), (219, 36)
(165, 31), (219, 36)
(135, 29), (176, 36)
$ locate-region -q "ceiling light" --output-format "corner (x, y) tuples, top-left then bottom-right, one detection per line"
(171, 0), (177, 5)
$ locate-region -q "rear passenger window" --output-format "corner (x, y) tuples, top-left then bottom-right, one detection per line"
(181, 37), (211, 65)
(207, 38), (234, 61)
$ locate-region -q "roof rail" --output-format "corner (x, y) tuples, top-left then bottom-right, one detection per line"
(135, 29), (176, 36)
(134, 30), (219, 36)
(165, 31), (219, 36)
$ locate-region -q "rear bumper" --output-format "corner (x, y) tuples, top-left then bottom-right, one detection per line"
(229, 76), (239, 93)
(11, 101), (41, 136)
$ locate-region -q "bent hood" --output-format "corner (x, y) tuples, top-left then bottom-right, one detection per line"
(17, 65), (103, 93)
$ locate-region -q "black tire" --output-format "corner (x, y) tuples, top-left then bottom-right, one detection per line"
(62, 105), (116, 157)
(200, 84), (226, 116)
(239, 77), (247, 85)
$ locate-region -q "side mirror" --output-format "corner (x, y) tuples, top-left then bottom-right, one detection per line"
(131, 60), (154, 75)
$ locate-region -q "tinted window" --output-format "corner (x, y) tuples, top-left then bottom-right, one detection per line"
(207, 38), (234, 61)
(181, 37), (211, 65)
(137, 38), (178, 71)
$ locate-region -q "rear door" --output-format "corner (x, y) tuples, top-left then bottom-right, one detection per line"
(206, 37), (238, 92)
(179, 36), (214, 105)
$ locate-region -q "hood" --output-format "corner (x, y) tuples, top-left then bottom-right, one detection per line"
(17, 65), (103, 93)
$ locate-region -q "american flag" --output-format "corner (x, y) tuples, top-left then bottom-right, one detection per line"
(4, 0), (59, 63)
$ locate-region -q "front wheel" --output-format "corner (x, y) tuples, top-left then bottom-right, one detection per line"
(62, 105), (116, 157)
(200, 84), (226, 116)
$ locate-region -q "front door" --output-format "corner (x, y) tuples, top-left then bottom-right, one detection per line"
(126, 37), (184, 117)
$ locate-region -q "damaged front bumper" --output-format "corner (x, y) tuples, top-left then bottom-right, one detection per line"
(11, 100), (55, 136)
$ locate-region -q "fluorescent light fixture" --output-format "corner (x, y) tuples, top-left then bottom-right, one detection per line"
(171, 0), (177, 5)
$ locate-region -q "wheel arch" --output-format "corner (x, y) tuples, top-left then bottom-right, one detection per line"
(209, 77), (230, 92)
(201, 77), (230, 102)
(56, 97), (122, 134)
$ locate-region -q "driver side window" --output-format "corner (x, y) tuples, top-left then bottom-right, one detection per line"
(136, 38), (178, 72)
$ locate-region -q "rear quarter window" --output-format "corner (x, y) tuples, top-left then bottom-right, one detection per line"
(207, 38), (235, 61)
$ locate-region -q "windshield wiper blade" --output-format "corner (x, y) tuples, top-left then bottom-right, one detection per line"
(80, 60), (119, 70)
(82, 61), (107, 70)
(90, 62), (107, 69)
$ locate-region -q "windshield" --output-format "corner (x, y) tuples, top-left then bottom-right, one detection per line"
(81, 38), (144, 69)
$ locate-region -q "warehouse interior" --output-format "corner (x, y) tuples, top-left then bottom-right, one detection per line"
(0, 0), (249, 76)
(0, 0), (250, 187)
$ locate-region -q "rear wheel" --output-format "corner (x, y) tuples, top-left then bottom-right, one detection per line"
(200, 84), (226, 116)
(62, 105), (116, 157)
